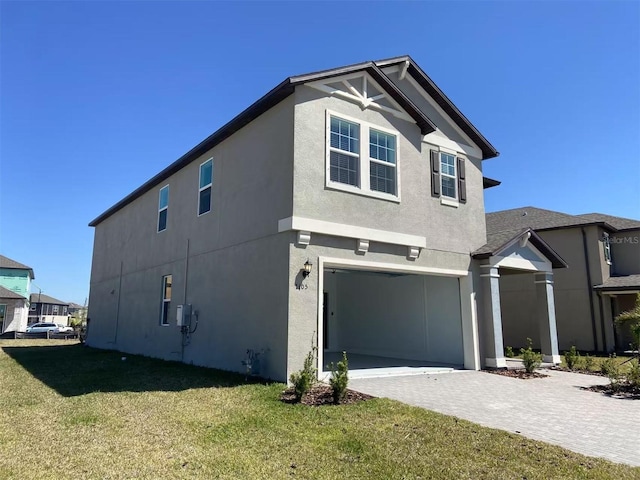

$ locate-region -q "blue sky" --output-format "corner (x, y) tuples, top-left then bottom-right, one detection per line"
(1, 1), (638, 304)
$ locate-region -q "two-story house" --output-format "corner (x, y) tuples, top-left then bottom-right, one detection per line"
(28, 293), (70, 326)
(0, 255), (34, 334)
(488, 208), (640, 353)
(87, 56), (566, 381)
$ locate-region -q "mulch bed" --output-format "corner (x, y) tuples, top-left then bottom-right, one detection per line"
(549, 366), (604, 377)
(582, 384), (640, 399)
(281, 384), (374, 406)
(485, 369), (548, 379)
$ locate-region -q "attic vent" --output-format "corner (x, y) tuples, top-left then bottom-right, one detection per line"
(522, 212), (528, 216)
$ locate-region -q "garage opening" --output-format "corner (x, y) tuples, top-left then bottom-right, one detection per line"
(320, 267), (464, 378)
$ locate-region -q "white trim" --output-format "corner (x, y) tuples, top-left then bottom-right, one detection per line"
(197, 158), (213, 217)
(490, 256), (552, 272)
(407, 246), (420, 259)
(325, 110), (401, 202)
(307, 72), (414, 123)
(543, 354), (562, 364)
(459, 274), (480, 370)
(440, 197), (459, 208)
(297, 231), (311, 246)
(357, 239), (369, 254)
(423, 131), (481, 159)
(439, 151), (458, 201)
(597, 289), (640, 295)
(278, 216), (427, 249)
(485, 357), (507, 368)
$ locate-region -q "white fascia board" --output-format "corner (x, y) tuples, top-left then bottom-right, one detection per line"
(318, 256), (468, 278)
(278, 216), (427, 249)
(423, 131), (482, 159)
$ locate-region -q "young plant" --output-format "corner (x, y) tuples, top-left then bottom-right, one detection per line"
(520, 338), (542, 374)
(289, 345), (317, 402)
(564, 346), (580, 370)
(601, 356), (621, 391)
(328, 351), (349, 405)
(583, 354), (595, 372)
(504, 346), (515, 358)
(627, 359), (640, 388)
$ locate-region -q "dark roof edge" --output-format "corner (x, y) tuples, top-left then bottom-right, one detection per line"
(473, 228), (568, 269)
(376, 56), (499, 160)
(482, 177), (501, 189)
(90, 59), (440, 227)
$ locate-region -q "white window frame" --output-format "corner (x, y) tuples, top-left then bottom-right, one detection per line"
(157, 185), (169, 233)
(52, 305), (59, 314)
(440, 151), (457, 200)
(325, 110), (401, 203)
(160, 274), (172, 326)
(198, 158), (213, 216)
(603, 233), (612, 265)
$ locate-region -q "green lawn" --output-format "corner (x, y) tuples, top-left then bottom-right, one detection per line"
(1, 340), (638, 479)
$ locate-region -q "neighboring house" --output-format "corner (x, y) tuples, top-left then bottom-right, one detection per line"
(0, 255), (34, 333)
(28, 294), (70, 326)
(487, 207), (640, 353)
(88, 56), (566, 381)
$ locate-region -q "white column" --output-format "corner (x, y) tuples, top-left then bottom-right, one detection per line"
(481, 265), (506, 368)
(535, 272), (561, 364)
(459, 274), (480, 370)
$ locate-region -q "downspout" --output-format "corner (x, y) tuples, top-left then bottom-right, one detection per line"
(113, 261), (123, 344)
(597, 292), (608, 353)
(581, 228), (598, 352)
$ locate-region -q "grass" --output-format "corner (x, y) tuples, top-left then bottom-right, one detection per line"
(558, 353), (636, 374)
(0, 341), (638, 479)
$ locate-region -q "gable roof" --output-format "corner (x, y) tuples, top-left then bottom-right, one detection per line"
(0, 285), (27, 300)
(577, 213), (640, 232)
(0, 255), (35, 279)
(472, 227), (567, 269)
(30, 293), (69, 306)
(375, 55), (499, 160)
(90, 55), (498, 227)
(486, 207), (617, 234)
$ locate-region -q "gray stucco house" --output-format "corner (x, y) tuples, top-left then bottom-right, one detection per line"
(87, 56), (565, 380)
(490, 208), (640, 353)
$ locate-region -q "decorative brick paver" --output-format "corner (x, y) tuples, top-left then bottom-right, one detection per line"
(350, 369), (640, 466)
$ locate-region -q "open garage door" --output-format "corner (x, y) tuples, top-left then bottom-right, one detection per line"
(321, 267), (464, 378)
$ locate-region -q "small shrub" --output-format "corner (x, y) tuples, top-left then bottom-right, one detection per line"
(601, 356), (621, 390)
(627, 359), (640, 387)
(328, 351), (349, 404)
(520, 338), (542, 373)
(289, 346), (317, 402)
(505, 346), (514, 358)
(564, 346), (580, 370)
(583, 354), (595, 372)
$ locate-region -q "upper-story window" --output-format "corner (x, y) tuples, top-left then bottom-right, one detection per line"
(199, 158), (213, 216)
(327, 111), (399, 201)
(430, 150), (467, 206)
(603, 233), (612, 265)
(158, 185), (169, 232)
(52, 305), (59, 314)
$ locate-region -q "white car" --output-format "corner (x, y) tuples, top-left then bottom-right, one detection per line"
(26, 323), (60, 333)
(56, 324), (74, 333)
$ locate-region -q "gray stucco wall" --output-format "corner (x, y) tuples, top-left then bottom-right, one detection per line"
(498, 226), (615, 352)
(292, 86), (487, 255)
(611, 228), (640, 276)
(88, 96), (296, 380)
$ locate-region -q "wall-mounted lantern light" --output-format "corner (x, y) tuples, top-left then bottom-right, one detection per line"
(302, 259), (313, 278)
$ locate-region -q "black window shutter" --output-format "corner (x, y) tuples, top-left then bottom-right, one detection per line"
(457, 157), (467, 204)
(430, 150), (440, 197)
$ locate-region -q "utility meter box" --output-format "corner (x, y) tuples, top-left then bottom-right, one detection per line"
(176, 304), (192, 327)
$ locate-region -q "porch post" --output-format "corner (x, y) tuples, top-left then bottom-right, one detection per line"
(480, 265), (506, 368)
(534, 272), (561, 364)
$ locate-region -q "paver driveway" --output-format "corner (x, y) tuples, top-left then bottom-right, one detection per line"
(350, 369), (640, 467)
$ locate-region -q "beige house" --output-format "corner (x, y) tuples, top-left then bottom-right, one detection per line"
(488, 207), (640, 353)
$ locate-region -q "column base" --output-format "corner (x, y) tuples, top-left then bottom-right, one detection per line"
(485, 357), (507, 368)
(543, 354), (561, 364)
